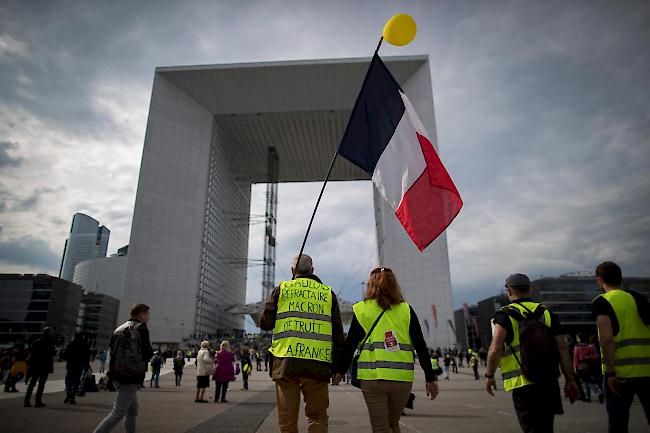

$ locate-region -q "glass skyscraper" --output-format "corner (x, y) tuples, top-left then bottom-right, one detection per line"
(59, 213), (110, 282)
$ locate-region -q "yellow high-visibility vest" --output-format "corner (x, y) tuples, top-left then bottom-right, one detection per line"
(353, 299), (414, 382)
(497, 302), (552, 392)
(596, 289), (650, 378)
(269, 278), (333, 363)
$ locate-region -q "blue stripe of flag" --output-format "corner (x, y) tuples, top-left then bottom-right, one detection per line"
(338, 54), (406, 177)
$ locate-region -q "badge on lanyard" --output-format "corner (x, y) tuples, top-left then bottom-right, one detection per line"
(384, 330), (400, 352)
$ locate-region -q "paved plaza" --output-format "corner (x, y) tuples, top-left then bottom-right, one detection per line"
(0, 361), (646, 433)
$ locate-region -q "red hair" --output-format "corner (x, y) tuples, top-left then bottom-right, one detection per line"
(365, 267), (403, 310)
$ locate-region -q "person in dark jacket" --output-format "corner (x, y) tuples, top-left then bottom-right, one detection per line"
(93, 304), (153, 433)
(63, 333), (90, 404)
(24, 328), (55, 407)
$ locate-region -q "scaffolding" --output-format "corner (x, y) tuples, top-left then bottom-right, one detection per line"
(262, 147), (279, 301)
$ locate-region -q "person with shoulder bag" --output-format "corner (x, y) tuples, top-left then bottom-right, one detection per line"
(334, 267), (439, 433)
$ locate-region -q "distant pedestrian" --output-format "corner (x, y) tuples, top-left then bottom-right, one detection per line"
(334, 267), (439, 433)
(213, 341), (235, 402)
(93, 303), (153, 433)
(485, 274), (578, 433)
(451, 356), (458, 374)
(149, 351), (163, 388)
(471, 353), (480, 380)
(573, 332), (602, 403)
(592, 261), (650, 433)
(240, 347), (252, 390)
(443, 354), (451, 380)
(458, 350), (464, 367)
(4, 344), (27, 393)
(255, 349), (262, 371)
(173, 351), (184, 387)
(24, 328), (55, 407)
(264, 347), (270, 371)
(99, 350), (108, 374)
(195, 341), (213, 403)
(63, 333), (91, 404)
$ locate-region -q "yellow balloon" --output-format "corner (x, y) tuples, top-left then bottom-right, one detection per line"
(383, 13), (417, 46)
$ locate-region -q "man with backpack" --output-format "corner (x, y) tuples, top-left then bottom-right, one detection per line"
(93, 304), (153, 433)
(485, 273), (578, 433)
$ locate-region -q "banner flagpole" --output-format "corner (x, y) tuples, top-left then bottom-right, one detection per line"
(292, 37), (385, 278)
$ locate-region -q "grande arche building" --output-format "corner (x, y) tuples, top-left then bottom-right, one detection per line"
(120, 55), (456, 350)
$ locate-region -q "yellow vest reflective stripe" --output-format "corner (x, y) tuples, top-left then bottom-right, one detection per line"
(497, 302), (552, 392)
(597, 290), (650, 378)
(269, 278), (333, 363)
(353, 300), (414, 382)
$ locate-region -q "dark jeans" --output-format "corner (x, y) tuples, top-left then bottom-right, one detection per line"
(214, 381), (229, 401)
(472, 365), (479, 380)
(25, 373), (48, 404)
(512, 382), (563, 433)
(65, 366), (84, 398)
(150, 369), (160, 387)
(174, 370), (183, 386)
(604, 377), (650, 433)
(242, 371), (249, 389)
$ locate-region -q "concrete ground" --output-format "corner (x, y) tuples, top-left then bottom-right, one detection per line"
(0, 362), (646, 433)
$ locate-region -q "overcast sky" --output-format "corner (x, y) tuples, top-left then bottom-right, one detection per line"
(0, 0), (648, 311)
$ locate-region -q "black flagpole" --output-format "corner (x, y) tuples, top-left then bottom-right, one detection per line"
(292, 36), (384, 278)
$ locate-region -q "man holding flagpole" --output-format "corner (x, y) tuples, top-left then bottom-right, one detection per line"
(260, 254), (345, 433)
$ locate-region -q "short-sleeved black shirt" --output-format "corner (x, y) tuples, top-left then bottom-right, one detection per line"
(591, 290), (650, 336)
(493, 298), (562, 346)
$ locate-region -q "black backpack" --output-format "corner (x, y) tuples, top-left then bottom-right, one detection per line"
(110, 320), (145, 380)
(504, 304), (560, 383)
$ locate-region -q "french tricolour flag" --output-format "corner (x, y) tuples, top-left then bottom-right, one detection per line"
(338, 54), (462, 251)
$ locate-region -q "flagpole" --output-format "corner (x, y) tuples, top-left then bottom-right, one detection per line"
(292, 36), (384, 278)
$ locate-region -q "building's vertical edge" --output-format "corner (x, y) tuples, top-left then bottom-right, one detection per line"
(373, 60), (456, 350)
(121, 72), (214, 344)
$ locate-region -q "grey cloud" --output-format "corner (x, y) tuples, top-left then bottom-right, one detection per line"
(0, 141), (23, 167)
(0, 236), (60, 273)
(1, 0), (649, 310)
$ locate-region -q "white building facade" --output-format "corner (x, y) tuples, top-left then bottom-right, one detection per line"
(122, 56), (456, 348)
(72, 255), (127, 301)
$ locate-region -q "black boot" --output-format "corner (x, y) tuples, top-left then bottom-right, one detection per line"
(24, 399), (31, 407)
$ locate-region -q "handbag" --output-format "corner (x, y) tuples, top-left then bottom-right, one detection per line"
(350, 309), (386, 388)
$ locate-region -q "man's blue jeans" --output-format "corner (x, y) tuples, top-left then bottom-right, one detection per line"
(150, 369), (160, 387)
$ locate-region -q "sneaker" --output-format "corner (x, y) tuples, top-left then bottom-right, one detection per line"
(35, 402), (46, 408)
(69, 399), (76, 405)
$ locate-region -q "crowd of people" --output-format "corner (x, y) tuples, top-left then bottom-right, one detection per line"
(1, 259), (648, 433)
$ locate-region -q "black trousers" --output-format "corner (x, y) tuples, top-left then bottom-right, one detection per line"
(605, 377), (650, 433)
(214, 381), (228, 401)
(512, 382), (562, 433)
(25, 373), (48, 404)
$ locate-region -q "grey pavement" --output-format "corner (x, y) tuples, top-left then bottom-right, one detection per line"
(0, 363), (646, 433)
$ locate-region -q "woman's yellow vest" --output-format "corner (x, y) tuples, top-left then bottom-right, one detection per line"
(353, 299), (414, 382)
